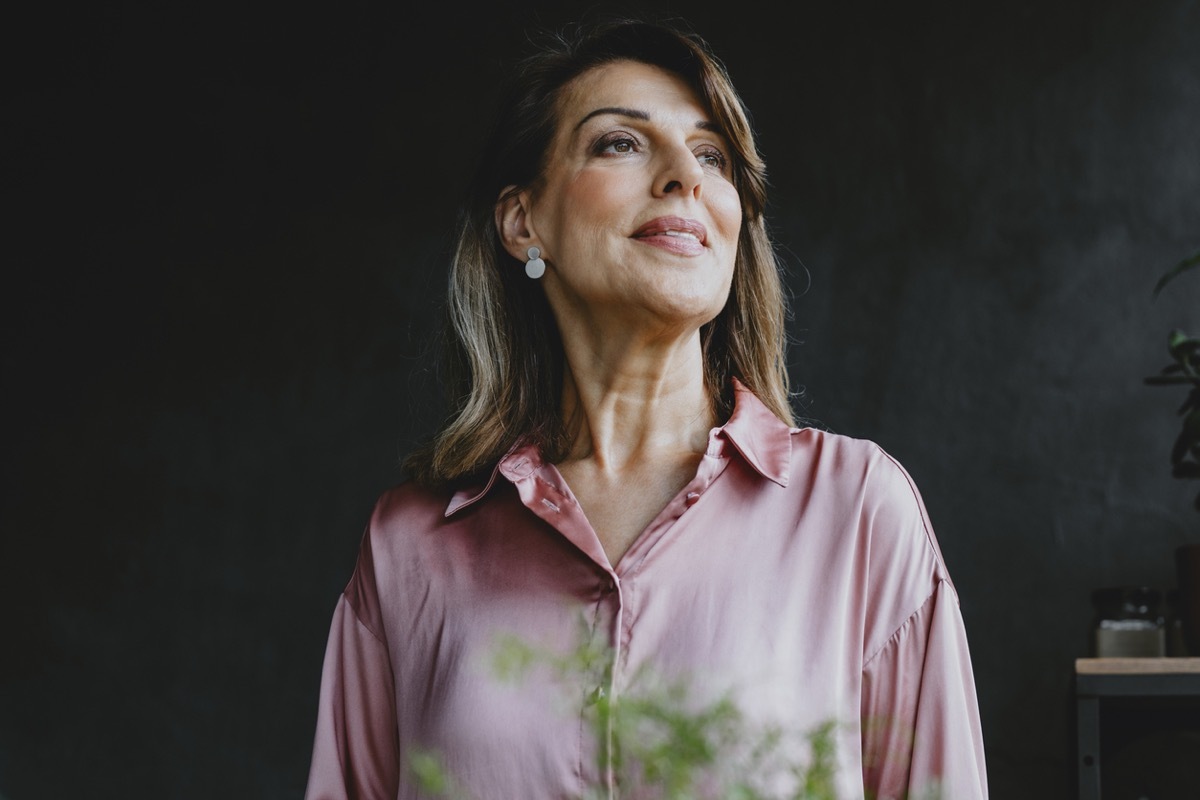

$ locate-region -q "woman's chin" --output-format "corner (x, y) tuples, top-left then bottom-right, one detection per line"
(617, 295), (729, 341)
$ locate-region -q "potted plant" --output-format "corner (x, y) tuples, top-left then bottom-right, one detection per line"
(1146, 249), (1200, 655)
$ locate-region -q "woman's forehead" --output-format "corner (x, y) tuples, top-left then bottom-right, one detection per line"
(555, 60), (710, 127)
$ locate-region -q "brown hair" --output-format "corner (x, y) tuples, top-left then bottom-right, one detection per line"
(406, 17), (793, 486)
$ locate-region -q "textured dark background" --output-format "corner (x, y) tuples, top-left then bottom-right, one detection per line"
(3, 1), (1198, 797)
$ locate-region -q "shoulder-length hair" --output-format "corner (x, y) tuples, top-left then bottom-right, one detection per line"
(406, 17), (793, 486)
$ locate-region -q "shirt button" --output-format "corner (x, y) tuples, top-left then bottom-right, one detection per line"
(587, 685), (607, 705)
(685, 492), (701, 506)
(601, 578), (617, 594)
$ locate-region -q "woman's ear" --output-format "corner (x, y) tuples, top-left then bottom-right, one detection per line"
(495, 186), (540, 263)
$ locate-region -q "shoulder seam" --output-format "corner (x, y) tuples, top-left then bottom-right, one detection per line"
(861, 578), (947, 669)
(344, 588), (388, 647)
(875, 445), (947, 574)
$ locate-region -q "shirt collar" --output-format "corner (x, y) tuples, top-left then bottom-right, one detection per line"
(444, 377), (793, 517)
(443, 441), (534, 517)
(717, 377), (793, 488)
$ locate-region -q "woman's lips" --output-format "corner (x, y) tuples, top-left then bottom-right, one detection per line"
(630, 216), (707, 256)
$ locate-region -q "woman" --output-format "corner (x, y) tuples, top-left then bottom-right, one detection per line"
(305, 18), (987, 800)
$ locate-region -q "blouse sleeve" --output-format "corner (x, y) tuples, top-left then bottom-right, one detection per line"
(304, 531), (400, 800)
(860, 578), (988, 799)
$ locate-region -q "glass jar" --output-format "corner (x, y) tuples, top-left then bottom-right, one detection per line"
(1165, 588), (1189, 656)
(1090, 586), (1166, 658)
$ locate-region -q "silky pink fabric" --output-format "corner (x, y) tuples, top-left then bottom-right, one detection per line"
(305, 381), (987, 799)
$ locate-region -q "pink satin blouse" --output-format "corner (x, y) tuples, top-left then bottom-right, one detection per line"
(304, 381), (988, 799)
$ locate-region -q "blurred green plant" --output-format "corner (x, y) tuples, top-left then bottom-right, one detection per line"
(491, 627), (838, 800)
(408, 624), (940, 800)
(1146, 249), (1200, 512)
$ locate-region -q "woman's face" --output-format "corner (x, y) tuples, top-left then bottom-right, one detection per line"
(520, 59), (742, 336)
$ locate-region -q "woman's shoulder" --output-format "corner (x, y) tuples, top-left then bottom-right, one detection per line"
(365, 478), (463, 534)
(789, 426), (919, 490)
(372, 477), (448, 512)
(363, 470), (508, 539)
(788, 426), (946, 567)
(349, 478), (482, 588)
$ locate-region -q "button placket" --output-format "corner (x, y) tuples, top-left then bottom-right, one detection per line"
(596, 572), (623, 796)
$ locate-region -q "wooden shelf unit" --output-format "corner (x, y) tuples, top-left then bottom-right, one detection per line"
(1075, 658), (1200, 799)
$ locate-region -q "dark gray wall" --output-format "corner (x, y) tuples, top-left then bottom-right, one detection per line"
(3, 1), (1198, 798)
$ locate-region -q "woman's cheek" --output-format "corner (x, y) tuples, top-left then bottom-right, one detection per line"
(707, 183), (742, 236)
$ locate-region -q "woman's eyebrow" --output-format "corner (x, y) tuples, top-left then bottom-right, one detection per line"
(575, 107), (650, 130)
(574, 106), (722, 134)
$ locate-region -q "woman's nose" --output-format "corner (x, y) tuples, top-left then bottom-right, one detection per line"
(654, 145), (705, 199)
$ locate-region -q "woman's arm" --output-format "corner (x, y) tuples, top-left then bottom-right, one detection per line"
(861, 578), (987, 799)
(855, 448), (988, 799)
(305, 533), (400, 800)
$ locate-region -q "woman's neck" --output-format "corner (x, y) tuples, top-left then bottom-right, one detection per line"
(558, 328), (716, 473)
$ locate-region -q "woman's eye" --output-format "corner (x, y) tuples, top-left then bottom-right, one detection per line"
(696, 148), (728, 170)
(595, 134), (638, 155)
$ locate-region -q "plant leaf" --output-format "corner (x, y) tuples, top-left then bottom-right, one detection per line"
(1153, 250), (1200, 297)
(1167, 330), (1200, 358)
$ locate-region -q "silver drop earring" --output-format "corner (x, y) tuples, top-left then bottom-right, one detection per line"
(525, 246), (546, 280)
